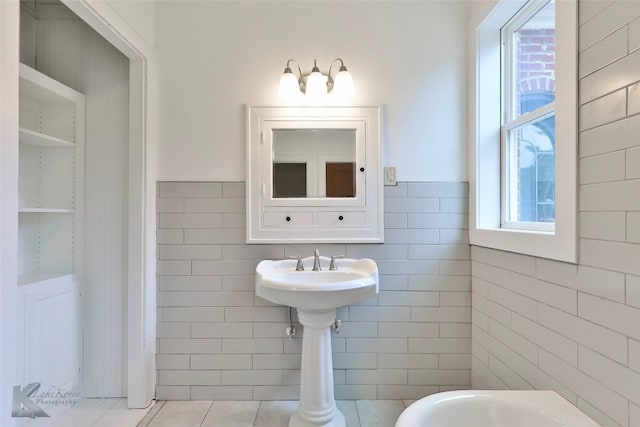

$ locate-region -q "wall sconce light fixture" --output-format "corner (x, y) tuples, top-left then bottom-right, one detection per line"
(279, 58), (355, 101)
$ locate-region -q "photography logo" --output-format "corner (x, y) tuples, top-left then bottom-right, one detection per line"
(12, 383), (50, 419)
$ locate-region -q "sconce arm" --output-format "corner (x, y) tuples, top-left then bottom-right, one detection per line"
(327, 58), (346, 77)
(285, 58), (305, 92)
(285, 58), (303, 78)
(327, 58), (347, 91)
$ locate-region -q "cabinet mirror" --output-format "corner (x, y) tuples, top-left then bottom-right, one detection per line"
(272, 129), (356, 199)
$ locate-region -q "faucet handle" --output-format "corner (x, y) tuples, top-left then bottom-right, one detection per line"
(312, 248), (322, 271)
(329, 255), (344, 271)
(288, 256), (304, 271)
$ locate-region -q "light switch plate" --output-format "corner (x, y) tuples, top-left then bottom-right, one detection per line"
(384, 167), (397, 186)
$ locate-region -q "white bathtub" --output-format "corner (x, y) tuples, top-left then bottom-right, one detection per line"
(395, 390), (600, 427)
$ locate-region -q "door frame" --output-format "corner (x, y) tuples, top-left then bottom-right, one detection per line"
(63, 0), (158, 410)
(0, 2), (22, 425)
(0, 0), (157, 421)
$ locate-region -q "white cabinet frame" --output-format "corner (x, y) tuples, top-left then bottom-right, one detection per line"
(247, 106), (383, 244)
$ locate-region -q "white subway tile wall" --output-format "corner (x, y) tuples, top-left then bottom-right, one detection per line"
(472, 3), (640, 426)
(156, 181), (471, 400)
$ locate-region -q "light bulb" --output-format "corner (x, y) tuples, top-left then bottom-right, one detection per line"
(333, 69), (355, 98)
(279, 72), (301, 100)
(305, 71), (328, 102)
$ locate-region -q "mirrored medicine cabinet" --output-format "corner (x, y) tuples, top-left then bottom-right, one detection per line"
(246, 106), (383, 243)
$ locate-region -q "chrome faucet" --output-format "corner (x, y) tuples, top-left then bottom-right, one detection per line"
(312, 248), (322, 271)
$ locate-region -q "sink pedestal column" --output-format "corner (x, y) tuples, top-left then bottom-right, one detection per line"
(289, 309), (345, 427)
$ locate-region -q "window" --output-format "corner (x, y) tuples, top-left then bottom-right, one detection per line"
(470, 0), (577, 263)
(501, 0), (556, 230)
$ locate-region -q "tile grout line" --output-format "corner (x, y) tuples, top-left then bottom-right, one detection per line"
(354, 400), (363, 427)
(251, 400), (262, 427)
(136, 400), (165, 427)
(199, 400), (215, 426)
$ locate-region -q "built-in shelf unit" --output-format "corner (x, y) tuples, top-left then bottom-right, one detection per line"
(18, 63), (85, 287)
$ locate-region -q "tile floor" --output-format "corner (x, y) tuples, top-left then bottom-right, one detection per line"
(137, 400), (412, 427)
(16, 398), (152, 427)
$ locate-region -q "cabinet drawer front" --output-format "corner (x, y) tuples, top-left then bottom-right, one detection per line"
(263, 212), (314, 227)
(316, 212), (367, 227)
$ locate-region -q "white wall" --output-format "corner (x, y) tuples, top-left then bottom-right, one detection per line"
(157, 1), (469, 183)
(105, 0), (156, 48)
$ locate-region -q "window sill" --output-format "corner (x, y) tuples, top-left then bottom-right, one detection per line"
(470, 225), (576, 264)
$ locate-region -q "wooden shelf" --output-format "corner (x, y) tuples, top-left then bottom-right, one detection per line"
(20, 63), (83, 105)
(19, 208), (74, 214)
(19, 272), (74, 287)
(20, 127), (74, 148)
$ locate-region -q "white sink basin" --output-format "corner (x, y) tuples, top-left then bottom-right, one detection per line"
(255, 256), (378, 310)
(256, 254), (378, 426)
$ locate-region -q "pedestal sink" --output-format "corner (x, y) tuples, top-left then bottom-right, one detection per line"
(256, 254), (379, 427)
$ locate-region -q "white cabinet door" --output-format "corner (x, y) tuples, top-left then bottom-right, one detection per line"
(21, 276), (81, 392)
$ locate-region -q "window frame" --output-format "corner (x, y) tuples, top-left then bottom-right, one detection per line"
(469, 0), (577, 263)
